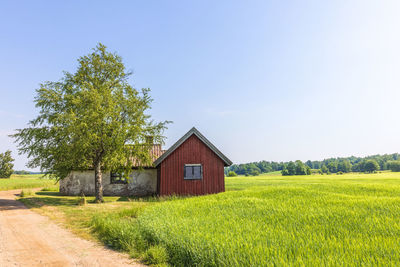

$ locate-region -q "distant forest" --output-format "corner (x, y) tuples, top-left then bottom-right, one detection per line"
(225, 153), (400, 176)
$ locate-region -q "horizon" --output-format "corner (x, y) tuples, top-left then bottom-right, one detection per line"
(2, 1), (400, 171)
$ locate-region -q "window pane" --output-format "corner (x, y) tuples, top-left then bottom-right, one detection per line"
(193, 166), (201, 178)
(185, 166), (193, 179)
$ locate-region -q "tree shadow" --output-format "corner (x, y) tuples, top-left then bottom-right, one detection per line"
(0, 199), (27, 210)
(35, 191), (61, 197)
(21, 196), (78, 207)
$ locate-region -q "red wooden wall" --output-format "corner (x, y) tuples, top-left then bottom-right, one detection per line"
(157, 135), (225, 196)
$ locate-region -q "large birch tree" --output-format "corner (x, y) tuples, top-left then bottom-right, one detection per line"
(13, 43), (169, 202)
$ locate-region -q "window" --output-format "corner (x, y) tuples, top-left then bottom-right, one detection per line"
(184, 164), (203, 180)
(110, 172), (128, 184)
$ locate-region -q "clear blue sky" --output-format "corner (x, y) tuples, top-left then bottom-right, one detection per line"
(1, 1), (400, 171)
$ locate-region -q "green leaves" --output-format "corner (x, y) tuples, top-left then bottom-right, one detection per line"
(0, 150), (14, 178)
(13, 43), (170, 180)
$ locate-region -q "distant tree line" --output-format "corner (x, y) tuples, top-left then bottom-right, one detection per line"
(226, 161), (285, 176)
(13, 170), (31, 175)
(281, 160), (311, 176)
(225, 153), (400, 176)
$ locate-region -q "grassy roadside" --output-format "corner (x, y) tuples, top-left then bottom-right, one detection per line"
(19, 191), (154, 241)
(0, 174), (58, 191)
(18, 172), (400, 266)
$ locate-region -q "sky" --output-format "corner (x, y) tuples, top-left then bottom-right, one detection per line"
(1, 1), (400, 171)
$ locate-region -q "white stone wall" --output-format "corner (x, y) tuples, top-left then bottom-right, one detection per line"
(59, 169), (157, 196)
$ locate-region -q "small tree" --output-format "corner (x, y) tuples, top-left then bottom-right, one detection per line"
(0, 150), (14, 178)
(13, 44), (169, 202)
(363, 159), (380, 173)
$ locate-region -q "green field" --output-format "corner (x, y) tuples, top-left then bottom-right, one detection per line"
(0, 174), (58, 191)
(20, 172), (400, 266)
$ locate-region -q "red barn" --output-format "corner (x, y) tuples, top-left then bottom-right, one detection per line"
(154, 127), (232, 196)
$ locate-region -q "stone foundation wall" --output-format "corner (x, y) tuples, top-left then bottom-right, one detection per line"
(59, 169), (157, 196)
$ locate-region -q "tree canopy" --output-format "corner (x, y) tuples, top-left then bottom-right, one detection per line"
(388, 160), (400, 172)
(13, 43), (169, 202)
(363, 160), (380, 173)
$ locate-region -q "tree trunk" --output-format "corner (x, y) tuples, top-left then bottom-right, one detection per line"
(94, 161), (104, 203)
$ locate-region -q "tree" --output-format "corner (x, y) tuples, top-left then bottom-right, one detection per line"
(305, 160), (313, 169)
(227, 171), (237, 177)
(0, 150), (14, 178)
(281, 168), (289, 176)
(13, 44), (169, 202)
(286, 162), (296, 175)
(388, 160), (400, 172)
(321, 164), (328, 174)
(363, 159), (380, 173)
(337, 160), (352, 173)
(327, 161), (338, 173)
(295, 160), (307, 175)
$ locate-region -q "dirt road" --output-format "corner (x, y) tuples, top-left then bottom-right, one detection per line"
(0, 189), (143, 267)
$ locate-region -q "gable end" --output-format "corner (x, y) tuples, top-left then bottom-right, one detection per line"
(154, 127), (232, 167)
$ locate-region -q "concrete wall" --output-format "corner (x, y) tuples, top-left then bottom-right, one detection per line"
(59, 169), (157, 196)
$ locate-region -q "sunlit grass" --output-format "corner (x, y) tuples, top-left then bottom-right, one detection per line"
(19, 172), (400, 266)
(0, 174), (58, 191)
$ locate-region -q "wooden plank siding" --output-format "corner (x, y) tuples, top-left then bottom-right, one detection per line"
(157, 134), (225, 196)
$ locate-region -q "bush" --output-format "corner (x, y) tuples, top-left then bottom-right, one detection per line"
(250, 170), (260, 176)
(337, 171), (343, 175)
(142, 245), (169, 265)
(227, 171), (237, 177)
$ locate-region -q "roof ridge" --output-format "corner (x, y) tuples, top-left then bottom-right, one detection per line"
(153, 127), (232, 166)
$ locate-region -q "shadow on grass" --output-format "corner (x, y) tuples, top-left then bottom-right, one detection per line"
(36, 191), (61, 197)
(20, 191), (192, 210)
(22, 196), (79, 207)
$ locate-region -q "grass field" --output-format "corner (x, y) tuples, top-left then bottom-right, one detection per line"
(19, 172), (400, 266)
(0, 174), (58, 191)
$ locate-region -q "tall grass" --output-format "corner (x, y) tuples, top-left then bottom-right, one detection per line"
(91, 173), (400, 266)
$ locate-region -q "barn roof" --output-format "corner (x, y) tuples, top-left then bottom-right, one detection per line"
(153, 127), (233, 167)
